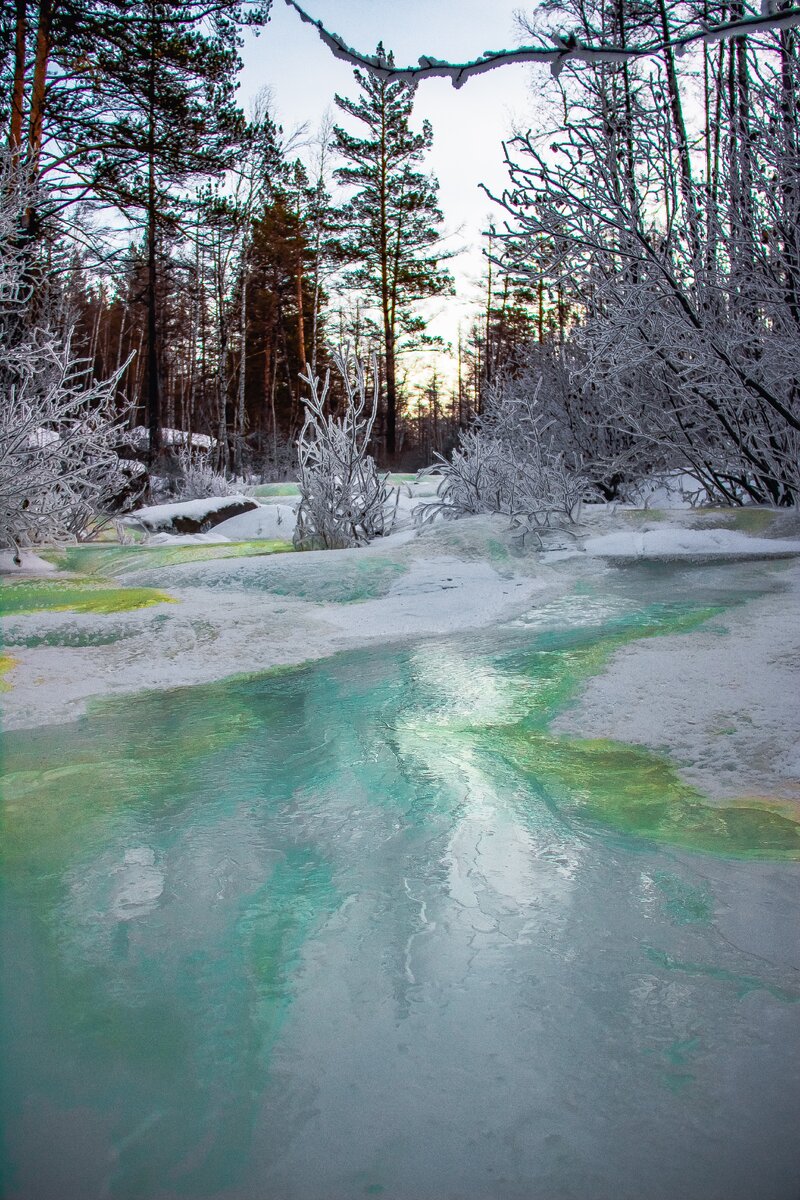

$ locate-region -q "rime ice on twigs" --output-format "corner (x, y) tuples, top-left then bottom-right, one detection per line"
(294, 349), (399, 551)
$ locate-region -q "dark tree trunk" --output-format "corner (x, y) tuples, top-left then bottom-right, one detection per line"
(145, 6), (161, 462)
(383, 316), (397, 457)
(146, 190), (161, 460)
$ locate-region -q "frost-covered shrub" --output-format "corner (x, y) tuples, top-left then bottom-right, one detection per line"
(0, 157), (129, 552)
(294, 350), (398, 551)
(164, 447), (237, 501)
(416, 376), (585, 541)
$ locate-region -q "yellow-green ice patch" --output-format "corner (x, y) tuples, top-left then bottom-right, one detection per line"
(0, 576), (176, 616)
(473, 727), (800, 860)
(0, 653), (17, 691)
(407, 602), (800, 861)
(41, 539), (293, 578)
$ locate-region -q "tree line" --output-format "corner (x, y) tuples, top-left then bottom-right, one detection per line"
(2, 3), (500, 474)
(3, 0), (796, 503)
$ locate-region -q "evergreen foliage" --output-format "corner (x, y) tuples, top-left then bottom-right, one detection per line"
(333, 46), (453, 456)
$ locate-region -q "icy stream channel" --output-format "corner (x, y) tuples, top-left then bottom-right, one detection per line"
(1, 561), (799, 1200)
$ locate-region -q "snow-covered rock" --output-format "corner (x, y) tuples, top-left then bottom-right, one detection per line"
(213, 503), (296, 541)
(125, 494), (258, 535)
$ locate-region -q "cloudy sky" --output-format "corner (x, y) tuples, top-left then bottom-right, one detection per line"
(238, 1), (552, 380)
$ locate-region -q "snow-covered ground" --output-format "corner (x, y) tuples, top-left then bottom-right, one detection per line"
(2, 492), (799, 811)
(551, 568), (800, 803)
(582, 525), (800, 560)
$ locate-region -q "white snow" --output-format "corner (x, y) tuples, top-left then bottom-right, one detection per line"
(213, 503), (296, 541)
(125, 494), (256, 531)
(582, 526), (800, 560)
(28, 427), (61, 448)
(626, 472), (708, 509)
(0, 550), (57, 573)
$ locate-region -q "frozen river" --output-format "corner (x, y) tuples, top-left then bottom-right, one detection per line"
(2, 558), (799, 1199)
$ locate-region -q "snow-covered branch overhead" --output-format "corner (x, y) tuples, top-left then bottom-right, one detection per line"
(284, 0), (800, 84)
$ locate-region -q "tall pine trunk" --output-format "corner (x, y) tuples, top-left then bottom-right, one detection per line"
(145, 10), (161, 462)
(9, 0), (26, 159)
(146, 163), (161, 460)
(27, 0), (52, 173)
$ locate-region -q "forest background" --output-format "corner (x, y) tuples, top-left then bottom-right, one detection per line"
(2, 0), (798, 507)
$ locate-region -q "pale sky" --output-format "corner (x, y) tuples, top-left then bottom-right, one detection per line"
(238, 1), (552, 384)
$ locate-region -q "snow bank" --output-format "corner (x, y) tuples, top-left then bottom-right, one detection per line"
(213, 503), (296, 541)
(583, 526), (800, 560)
(626, 472), (708, 508)
(28, 427), (61, 449)
(552, 564), (800, 803)
(0, 550), (57, 574)
(125, 494), (258, 534)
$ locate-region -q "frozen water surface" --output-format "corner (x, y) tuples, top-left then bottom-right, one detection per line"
(1, 560), (799, 1200)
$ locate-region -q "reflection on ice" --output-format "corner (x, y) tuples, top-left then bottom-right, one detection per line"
(2, 559), (800, 1200)
(111, 847), (164, 921)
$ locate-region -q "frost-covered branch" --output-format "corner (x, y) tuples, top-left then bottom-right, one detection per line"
(487, 35), (800, 507)
(0, 152), (132, 552)
(294, 349), (399, 550)
(284, 0), (800, 86)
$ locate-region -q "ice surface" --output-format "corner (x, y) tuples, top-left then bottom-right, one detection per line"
(1, 619), (799, 1200)
(147, 531), (232, 545)
(2, 503), (800, 1197)
(111, 846), (164, 920)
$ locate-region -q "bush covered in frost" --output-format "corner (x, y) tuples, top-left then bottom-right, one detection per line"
(294, 350), (398, 550)
(0, 155), (129, 553)
(161, 447), (238, 502)
(416, 375), (585, 542)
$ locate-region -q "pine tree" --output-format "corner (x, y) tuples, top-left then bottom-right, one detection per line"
(333, 45), (452, 457)
(2, 0), (271, 460)
(244, 187), (316, 448)
(81, 2), (248, 460)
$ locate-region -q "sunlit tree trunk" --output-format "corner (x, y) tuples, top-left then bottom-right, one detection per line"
(9, 0), (26, 160)
(27, 0), (52, 173)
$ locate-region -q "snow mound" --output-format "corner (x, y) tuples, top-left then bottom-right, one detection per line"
(584, 526), (800, 560)
(125, 494), (258, 534)
(213, 503), (296, 541)
(0, 550), (58, 574)
(626, 472), (708, 509)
